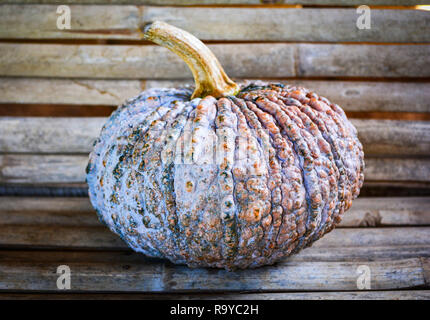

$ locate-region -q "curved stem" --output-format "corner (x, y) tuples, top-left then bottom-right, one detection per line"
(141, 21), (240, 99)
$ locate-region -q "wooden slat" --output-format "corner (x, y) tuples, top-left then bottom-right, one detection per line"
(1, 6), (429, 42)
(1, 78), (429, 113)
(0, 1), (427, 6)
(354, 120), (430, 156)
(0, 219), (428, 248)
(1, 43), (429, 78)
(0, 155), (429, 184)
(340, 197), (430, 226)
(364, 158), (430, 182)
(297, 44), (430, 78)
(1, 197), (429, 227)
(0, 78), (142, 106)
(1, 118), (429, 156)
(0, 290), (429, 300)
(0, 257), (427, 292)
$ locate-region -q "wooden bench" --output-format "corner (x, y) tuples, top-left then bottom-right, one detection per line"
(0, 0), (429, 299)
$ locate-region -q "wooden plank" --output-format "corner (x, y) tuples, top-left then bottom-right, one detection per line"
(0, 5), (139, 40)
(1, 154), (429, 184)
(0, 43), (294, 79)
(0, 78), (142, 106)
(0, 257), (427, 292)
(364, 158), (430, 182)
(1, 78), (429, 113)
(0, 154), (89, 184)
(1, 197), (429, 227)
(0, 1), (427, 6)
(1, 43), (429, 78)
(341, 197), (430, 227)
(1, 6), (429, 42)
(0, 222), (428, 249)
(0, 290), (429, 300)
(297, 44), (430, 78)
(1, 118), (429, 156)
(355, 120), (430, 156)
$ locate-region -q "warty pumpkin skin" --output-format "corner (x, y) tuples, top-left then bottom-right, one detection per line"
(86, 22), (364, 270)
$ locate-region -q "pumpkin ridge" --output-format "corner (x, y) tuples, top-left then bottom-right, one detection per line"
(251, 97), (319, 254)
(160, 103), (197, 264)
(241, 98), (295, 263)
(113, 101), (186, 257)
(229, 98), (268, 268)
(97, 105), (172, 256)
(215, 97), (239, 267)
(302, 95), (359, 232)
(274, 96), (337, 249)
(135, 101), (190, 261)
(271, 98), (327, 249)
(232, 96), (281, 263)
(231, 97), (272, 266)
(240, 94), (300, 261)
(286, 92), (348, 241)
(164, 102), (198, 264)
(175, 97), (224, 266)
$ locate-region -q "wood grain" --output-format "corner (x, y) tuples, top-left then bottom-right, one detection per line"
(0, 257), (427, 292)
(1, 6), (429, 42)
(1, 118), (429, 156)
(1, 78), (429, 113)
(1, 197), (429, 227)
(1, 43), (429, 78)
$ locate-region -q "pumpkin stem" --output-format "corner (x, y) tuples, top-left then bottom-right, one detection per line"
(141, 21), (240, 99)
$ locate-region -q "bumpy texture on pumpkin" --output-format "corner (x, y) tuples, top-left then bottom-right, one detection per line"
(87, 82), (364, 270)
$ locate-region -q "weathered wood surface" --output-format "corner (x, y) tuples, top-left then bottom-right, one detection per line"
(1, 197), (429, 227)
(2, 6), (429, 42)
(0, 0), (427, 5)
(1, 154), (429, 184)
(0, 218), (428, 249)
(1, 118), (429, 156)
(0, 257), (427, 292)
(2, 78), (429, 113)
(1, 43), (429, 78)
(340, 197), (430, 226)
(0, 290), (429, 300)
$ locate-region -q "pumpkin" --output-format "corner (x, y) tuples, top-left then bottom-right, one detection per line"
(87, 21), (364, 270)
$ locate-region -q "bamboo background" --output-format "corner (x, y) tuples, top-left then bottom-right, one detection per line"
(0, 1), (429, 299)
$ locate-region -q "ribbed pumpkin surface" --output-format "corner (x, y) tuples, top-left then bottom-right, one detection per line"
(86, 82), (364, 270)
